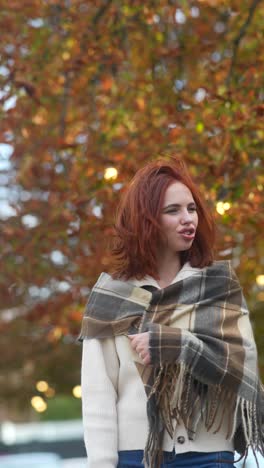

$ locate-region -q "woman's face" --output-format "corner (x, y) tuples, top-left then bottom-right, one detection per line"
(158, 181), (198, 257)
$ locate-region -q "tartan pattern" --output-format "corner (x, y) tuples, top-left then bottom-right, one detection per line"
(79, 272), (152, 338)
(79, 261), (264, 467)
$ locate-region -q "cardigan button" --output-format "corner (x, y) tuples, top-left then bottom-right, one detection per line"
(177, 436), (185, 444)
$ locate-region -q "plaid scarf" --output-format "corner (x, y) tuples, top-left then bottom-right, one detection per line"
(79, 261), (264, 467)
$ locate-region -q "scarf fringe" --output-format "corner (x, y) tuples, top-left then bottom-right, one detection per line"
(143, 362), (264, 468)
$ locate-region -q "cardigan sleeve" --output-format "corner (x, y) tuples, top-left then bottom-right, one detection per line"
(81, 337), (119, 468)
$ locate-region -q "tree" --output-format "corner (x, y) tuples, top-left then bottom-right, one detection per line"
(0, 0), (263, 417)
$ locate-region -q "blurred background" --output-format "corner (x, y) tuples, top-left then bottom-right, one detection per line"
(0, 0), (263, 466)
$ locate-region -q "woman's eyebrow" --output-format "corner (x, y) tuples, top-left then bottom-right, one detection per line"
(162, 202), (196, 210)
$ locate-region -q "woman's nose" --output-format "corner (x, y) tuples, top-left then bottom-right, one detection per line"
(180, 210), (193, 223)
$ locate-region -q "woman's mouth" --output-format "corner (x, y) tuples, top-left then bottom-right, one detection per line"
(178, 228), (196, 240)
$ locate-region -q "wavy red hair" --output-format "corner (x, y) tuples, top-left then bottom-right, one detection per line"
(109, 158), (216, 280)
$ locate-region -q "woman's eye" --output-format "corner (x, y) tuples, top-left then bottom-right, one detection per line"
(164, 206), (197, 214)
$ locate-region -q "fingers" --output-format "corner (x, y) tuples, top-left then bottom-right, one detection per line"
(128, 337), (143, 355)
(127, 335), (137, 347)
(127, 333), (151, 365)
(141, 353), (151, 365)
(128, 334), (136, 340)
(127, 334), (141, 351)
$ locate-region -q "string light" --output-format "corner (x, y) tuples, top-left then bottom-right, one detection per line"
(36, 381), (49, 392)
(45, 387), (55, 398)
(104, 167), (118, 180)
(72, 385), (82, 398)
(256, 275), (264, 287)
(31, 396), (47, 413)
(216, 201), (232, 215)
(223, 202), (231, 210)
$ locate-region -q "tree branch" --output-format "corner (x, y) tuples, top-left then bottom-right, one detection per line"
(93, 0), (114, 25)
(225, 0), (261, 87)
(59, 71), (71, 139)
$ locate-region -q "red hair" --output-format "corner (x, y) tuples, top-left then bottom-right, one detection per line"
(109, 158), (216, 280)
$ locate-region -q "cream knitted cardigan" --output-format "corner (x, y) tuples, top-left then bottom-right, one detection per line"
(81, 263), (234, 468)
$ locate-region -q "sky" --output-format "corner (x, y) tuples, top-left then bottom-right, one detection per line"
(0, 143), (16, 218)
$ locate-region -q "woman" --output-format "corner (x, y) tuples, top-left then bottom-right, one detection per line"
(79, 159), (264, 468)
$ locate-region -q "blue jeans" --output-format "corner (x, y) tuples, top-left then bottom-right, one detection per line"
(117, 450), (235, 467)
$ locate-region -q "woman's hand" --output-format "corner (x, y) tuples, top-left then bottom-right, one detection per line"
(128, 332), (151, 365)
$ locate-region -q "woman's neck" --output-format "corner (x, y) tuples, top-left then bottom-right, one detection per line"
(156, 252), (181, 288)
